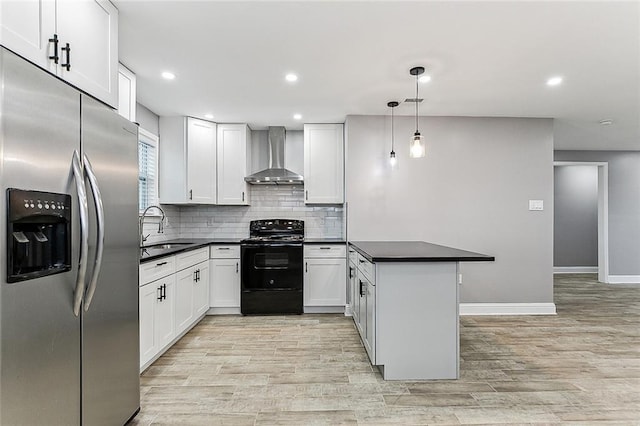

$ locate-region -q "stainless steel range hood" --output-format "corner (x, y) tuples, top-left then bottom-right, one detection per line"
(245, 126), (304, 185)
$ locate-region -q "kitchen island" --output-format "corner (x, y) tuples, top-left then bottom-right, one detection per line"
(348, 241), (494, 380)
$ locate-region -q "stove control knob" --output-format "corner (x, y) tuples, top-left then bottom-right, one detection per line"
(269, 279), (275, 285)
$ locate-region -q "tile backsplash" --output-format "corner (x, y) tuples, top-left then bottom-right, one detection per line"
(142, 186), (344, 243)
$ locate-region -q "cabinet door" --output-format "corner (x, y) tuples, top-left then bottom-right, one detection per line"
(139, 283), (159, 367)
(175, 267), (195, 335)
(56, 0), (118, 107)
(357, 277), (367, 335)
(303, 123), (344, 204)
(304, 258), (347, 306)
(364, 280), (376, 363)
(217, 124), (249, 205)
(349, 262), (358, 322)
(117, 64), (136, 122)
(210, 258), (240, 308)
(187, 118), (217, 204)
(193, 261), (210, 316)
(155, 276), (176, 349)
(0, 0), (56, 72)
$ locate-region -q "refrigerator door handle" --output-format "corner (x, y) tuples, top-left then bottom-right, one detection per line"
(82, 154), (105, 312)
(72, 150), (89, 316)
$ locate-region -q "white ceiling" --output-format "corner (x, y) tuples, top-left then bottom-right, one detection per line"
(116, 0), (640, 150)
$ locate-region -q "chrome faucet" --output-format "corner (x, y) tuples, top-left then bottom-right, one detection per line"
(139, 205), (166, 247)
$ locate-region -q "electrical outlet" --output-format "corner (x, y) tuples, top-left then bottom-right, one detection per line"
(529, 200), (544, 211)
(206, 217), (215, 227)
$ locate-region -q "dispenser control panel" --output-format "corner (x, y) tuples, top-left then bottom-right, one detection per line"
(7, 188), (72, 283)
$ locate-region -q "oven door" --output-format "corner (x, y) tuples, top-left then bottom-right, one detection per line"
(241, 243), (303, 291)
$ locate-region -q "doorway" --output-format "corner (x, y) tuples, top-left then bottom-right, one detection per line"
(553, 162), (609, 283)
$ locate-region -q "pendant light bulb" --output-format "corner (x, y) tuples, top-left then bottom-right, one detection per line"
(387, 101), (399, 168)
(410, 132), (425, 158)
(409, 67), (426, 158)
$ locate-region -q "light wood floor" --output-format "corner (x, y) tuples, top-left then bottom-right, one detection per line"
(132, 274), (640, 425)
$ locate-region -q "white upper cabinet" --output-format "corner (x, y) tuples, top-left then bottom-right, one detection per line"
(303, 123), (344, 204)
(0, 0), (56, 73)
(217, 124), (251, 205)
(159, 117), (217, 204)
(0, 0), (119, 108)
(117, 64), (136, 122)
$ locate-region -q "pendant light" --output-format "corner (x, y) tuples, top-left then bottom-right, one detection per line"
(409, 66), (426, 158)
(387, 101), (399, 167)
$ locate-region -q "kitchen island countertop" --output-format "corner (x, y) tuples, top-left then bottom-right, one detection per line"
(349, 241), (494, 263)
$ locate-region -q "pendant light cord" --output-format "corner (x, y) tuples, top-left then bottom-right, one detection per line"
(415, 75), (419, 133)
(391, 105), (395, 151)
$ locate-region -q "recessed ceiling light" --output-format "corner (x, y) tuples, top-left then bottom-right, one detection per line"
(161, 71), (175, 80)
(204, 114), (214, 120)
(599, 119), (613, 126)
(293, 113), (302, 120)
(546, 76), (563, 86)
(419, 75), (431, 83)
(285, 73), (298, 82)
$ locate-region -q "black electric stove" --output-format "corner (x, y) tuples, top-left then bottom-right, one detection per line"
(240, 219), (304, 315)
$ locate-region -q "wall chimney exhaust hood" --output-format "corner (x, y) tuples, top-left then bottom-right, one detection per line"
(245, 126), (304, 185)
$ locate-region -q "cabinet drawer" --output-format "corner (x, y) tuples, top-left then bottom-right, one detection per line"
(140, 255), (176, 286)
(304, 244), (347, 258)
(357, 253), (375, 283)
(210, 245), (240, 259)
(176, 247), (209, 271)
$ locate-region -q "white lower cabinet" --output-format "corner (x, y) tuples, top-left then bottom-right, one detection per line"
(139, 274), (176, 368)
(209, 245), (241, 312)
(193, 261), (210, 316)
(175, 267), (195, 334)
(139, 247), (210, 371)
(353, 253), (376, 363)
(303, 244), (347, 311)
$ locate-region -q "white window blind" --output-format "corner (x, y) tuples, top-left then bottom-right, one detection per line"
(138, 128), (159, 212)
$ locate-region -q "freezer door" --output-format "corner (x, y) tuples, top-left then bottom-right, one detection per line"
(81, 95), (140, 425)
(0, 48), (81, 424)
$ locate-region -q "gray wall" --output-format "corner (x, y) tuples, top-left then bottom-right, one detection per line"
(554, 166), (598, 267)
(346, 115), (554, 304)
(555, 151), (640, 275)
(136, 103), (159, 135)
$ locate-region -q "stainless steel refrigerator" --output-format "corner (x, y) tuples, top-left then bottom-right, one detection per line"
(0, 47), (140, 424)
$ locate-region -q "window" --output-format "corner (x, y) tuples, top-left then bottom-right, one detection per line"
(138, 128), (159, 212)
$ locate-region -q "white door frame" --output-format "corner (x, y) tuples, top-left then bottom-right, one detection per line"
(554, 161), (609, 283)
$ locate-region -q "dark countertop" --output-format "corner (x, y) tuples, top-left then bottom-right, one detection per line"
(140, 238), (348, 263)
(140, 239), (240, 263)
(304, 238), (346, 244)
(349, 241), (495, 263)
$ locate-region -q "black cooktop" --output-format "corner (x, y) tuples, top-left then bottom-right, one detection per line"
(242, 219), (304, 243)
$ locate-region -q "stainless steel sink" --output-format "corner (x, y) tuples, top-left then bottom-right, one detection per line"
(142, 243), (193, 250)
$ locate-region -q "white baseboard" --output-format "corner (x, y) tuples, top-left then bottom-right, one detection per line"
(554, 266), (598, 274)
(460, 303), (557, 316)
(607, 275), (640, 284)
(304, 306), (345, 314)
(207, 307), (241, 315)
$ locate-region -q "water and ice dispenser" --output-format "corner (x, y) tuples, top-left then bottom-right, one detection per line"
(7, 189), (71, 283)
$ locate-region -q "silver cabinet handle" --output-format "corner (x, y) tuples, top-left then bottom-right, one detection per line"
(217, 247), (230, 250)
(242, 191), (245, 202)
(236, 262), (239, 273)
(320, 247), (331, 250)
(71, 150), (89, 317)
(82, 154), (104, 312)
(305, 190), (308, 201)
